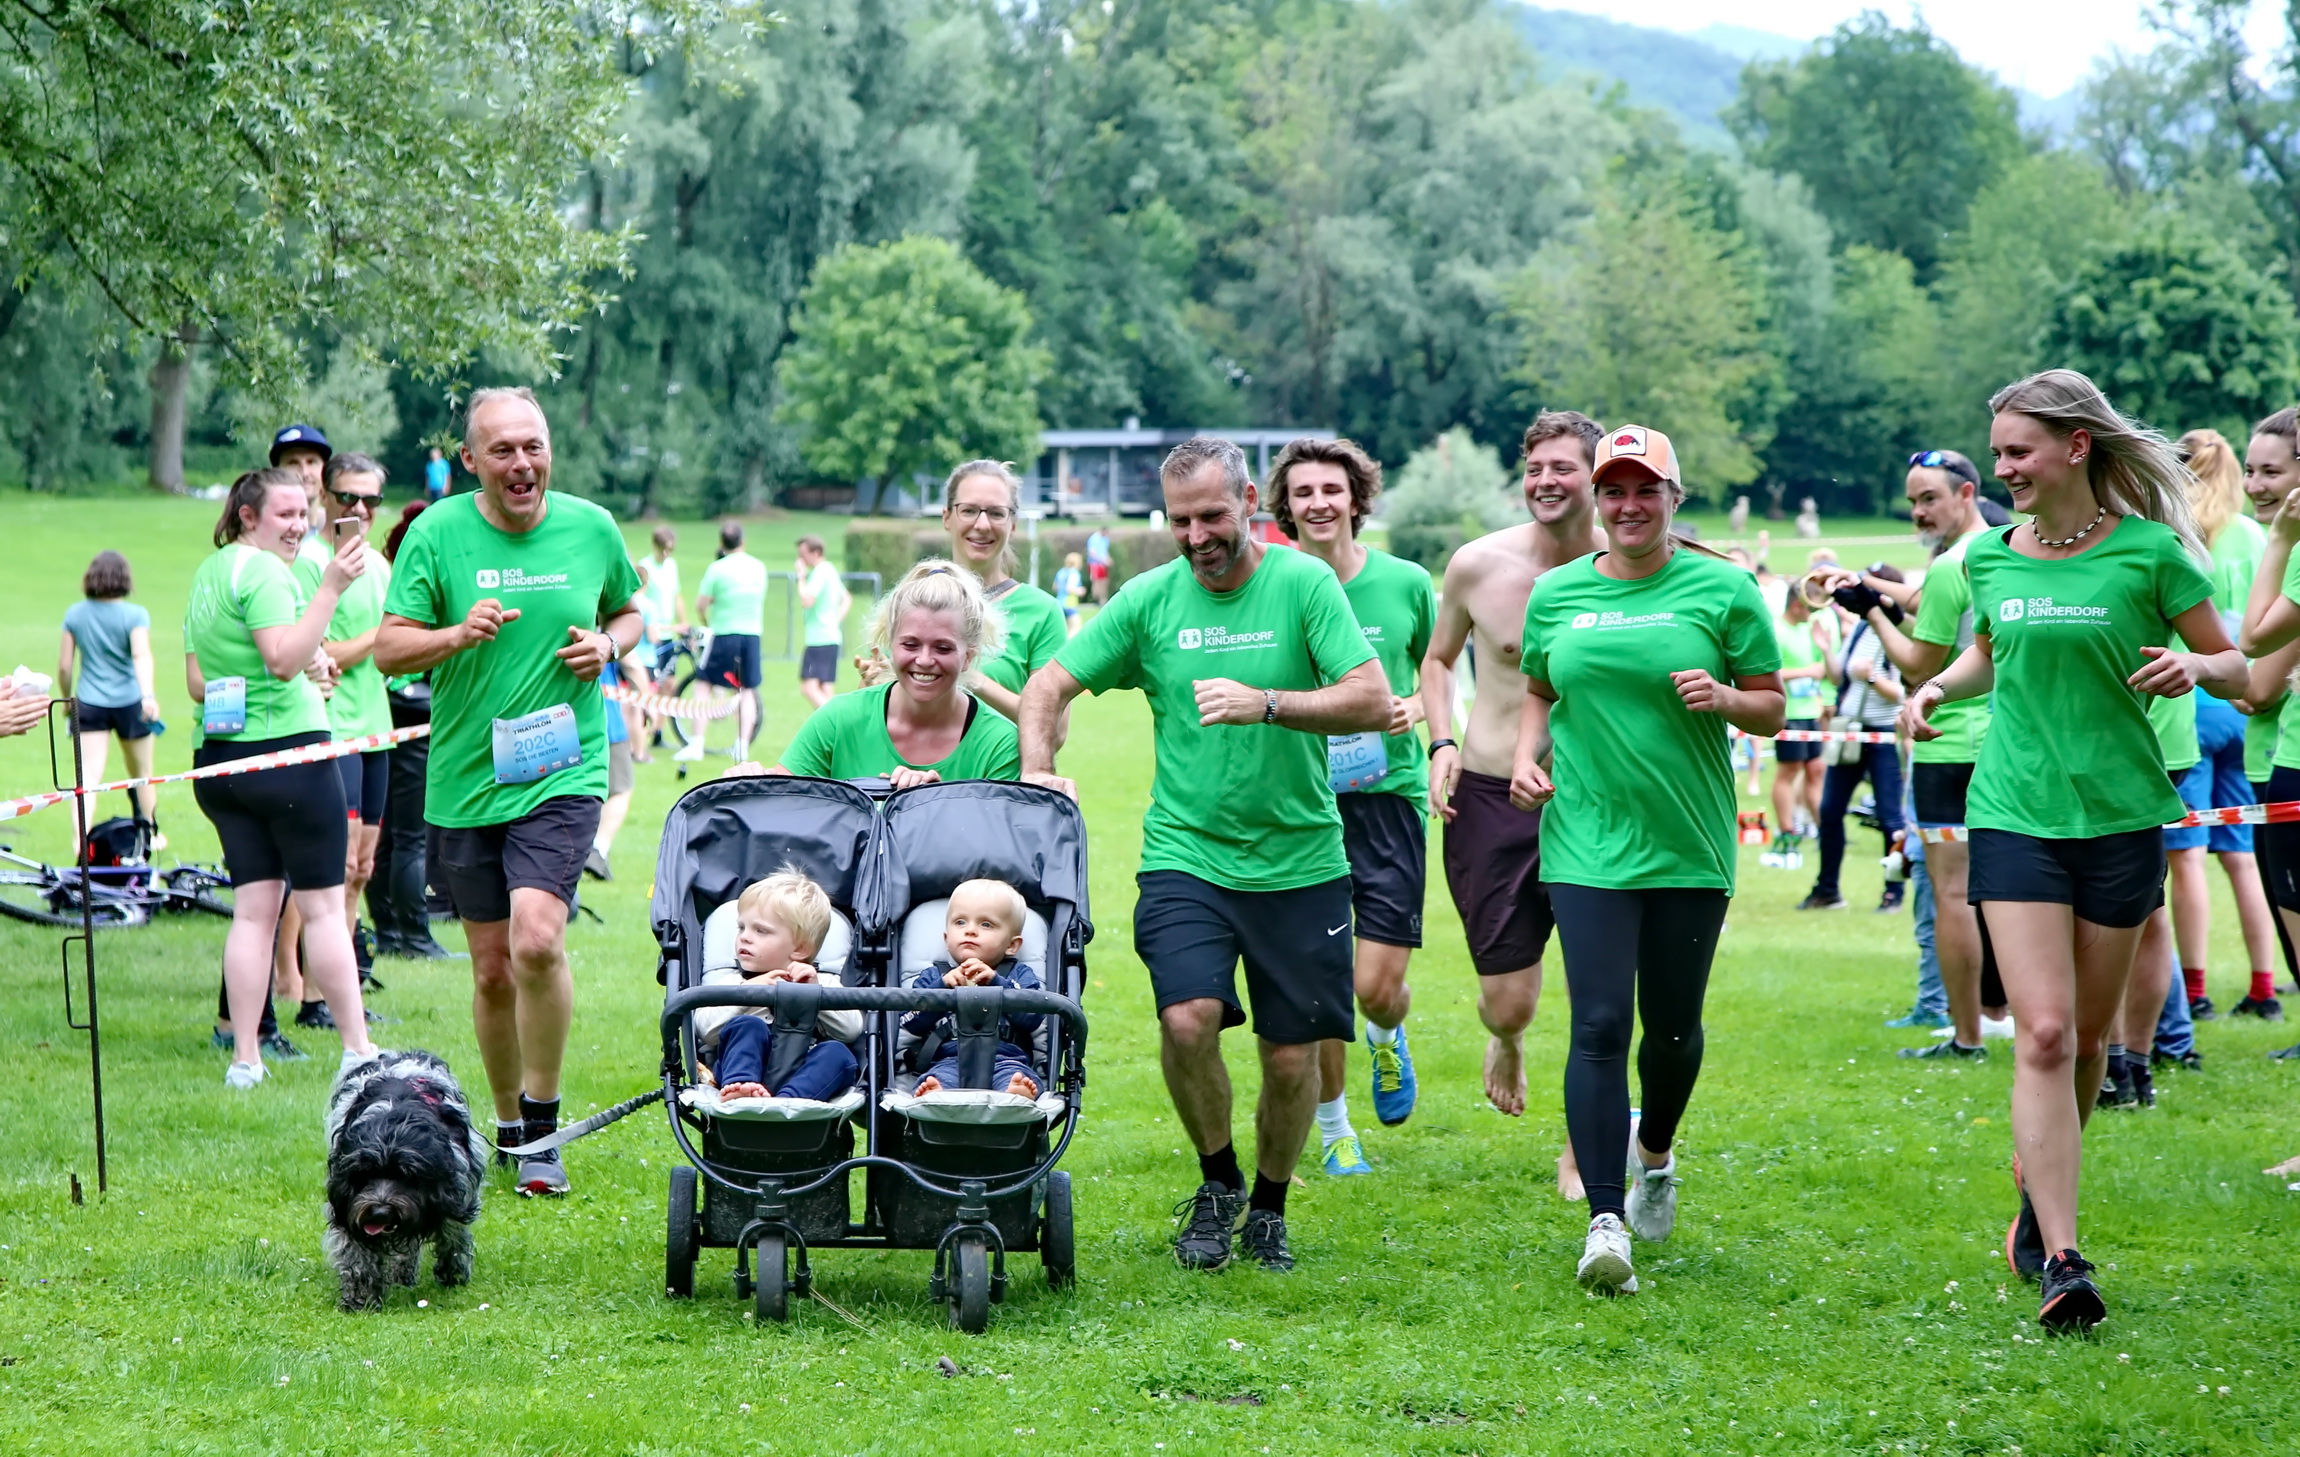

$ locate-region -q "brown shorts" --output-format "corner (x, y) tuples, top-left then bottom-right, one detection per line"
(1442, 769), (1553, 975)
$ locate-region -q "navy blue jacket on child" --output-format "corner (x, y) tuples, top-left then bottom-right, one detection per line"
(899, 958), (1045, 1092)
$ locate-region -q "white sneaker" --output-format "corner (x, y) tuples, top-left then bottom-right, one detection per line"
(339, 1046), (380, 1082)
(225, 1060), (268, 1090)
(672, 738), (705, 762)
(1625, 1155), (1680, 1242)
(1577, 1213), (1636, 1292)
(1980, 1014), (2016, 1040)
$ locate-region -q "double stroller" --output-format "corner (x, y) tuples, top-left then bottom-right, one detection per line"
(651, 775), (1090, 1332)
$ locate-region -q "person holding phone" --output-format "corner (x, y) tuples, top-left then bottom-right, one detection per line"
(311, 452), (396, 1007)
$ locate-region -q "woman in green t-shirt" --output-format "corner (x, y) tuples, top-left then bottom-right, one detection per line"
(936, 459), (1068, 724)
(1511, 423), (1786, 1298)
(186, 468), (379, 1089)
(1904, 370), (2244, 1333)
(764, 560), (1020, 787)
(2237, 410), (2300, 1028)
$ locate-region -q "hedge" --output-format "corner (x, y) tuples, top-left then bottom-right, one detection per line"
(845, 519), (1179, 593)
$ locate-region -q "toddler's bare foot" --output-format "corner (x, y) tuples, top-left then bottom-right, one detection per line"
(720, 1081), (768, 1100)
(1005, 1072), (1040, 1098)
(915, 1075), (944, 1094)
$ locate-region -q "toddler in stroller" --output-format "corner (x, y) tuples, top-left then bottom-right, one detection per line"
(902, 879), (1044, 1099)
(693, 870), (861, 1102)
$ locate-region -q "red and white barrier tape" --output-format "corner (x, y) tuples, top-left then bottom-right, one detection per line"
(603, 683), (736, 722)
(1730, 726), (1900, 745)
(0, 725), (431, 825)
(1918, 799), (2300, 844)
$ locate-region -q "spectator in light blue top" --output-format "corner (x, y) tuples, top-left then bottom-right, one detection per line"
(424, 446), (451, 500)
(58, 550), (164, 848)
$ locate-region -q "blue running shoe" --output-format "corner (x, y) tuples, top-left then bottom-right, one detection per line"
(1368, 1028), (1418, 1126)
(1322, 1134), (1373, 1177)
(1885, 1008), (1950, 1029)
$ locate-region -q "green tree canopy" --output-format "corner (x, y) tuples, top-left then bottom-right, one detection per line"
(1510, 181), (1773, 498)
(776, 235), (1048, 510)
(1729, 13), (2025, 281)
(2043, 218), (2300, 438)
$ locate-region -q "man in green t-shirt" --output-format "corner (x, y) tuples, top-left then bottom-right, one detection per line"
(1019, 436), (1392, 1274)
(690, 520), (769, 757)
(1821, 449), (2004, 1055)
(376, 387), (643, 1199)
(796, 535), (849, 708)
(316, 452), (397, 1001)
(1270, 437), (1437, 1175)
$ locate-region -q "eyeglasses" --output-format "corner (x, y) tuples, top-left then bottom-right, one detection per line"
(950, 504), (1012, 525)
(328, 490), (383, 507)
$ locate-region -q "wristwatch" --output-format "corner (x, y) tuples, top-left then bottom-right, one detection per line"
(1263, 689), (1279, 723)
(1428, 737), (1457, 754)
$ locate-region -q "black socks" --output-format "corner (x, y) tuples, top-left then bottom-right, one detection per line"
(1199, 1143), (1243, 1194)
(1249, 1173), (1289, 1217)
(518, 1094), (560, 1151)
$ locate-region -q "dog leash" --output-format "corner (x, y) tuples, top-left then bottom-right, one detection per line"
(489, 1086), (665, 1159)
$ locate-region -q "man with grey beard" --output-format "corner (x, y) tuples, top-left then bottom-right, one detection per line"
(1019, 436), (1392, 1274)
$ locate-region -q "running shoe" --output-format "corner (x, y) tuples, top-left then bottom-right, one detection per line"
(1173, 1182), (1243, 1270)
(2188, 994), (2219, 1022)
(1885, 1008), (1951, 1029)
(1368, 1028), (1417, 1126)
(2155, 1047), (2205, 1070)
(2271, 1041), (2300, 1062)
(1576, 1213), (1636, 1293)
(1875, 887), (1905, 913)
(2128, 1058), (2156, 1108)
(494, 1124), (523, 1170)
(2005, 1157), (2045, 1282)
(516, 1150), (570, 1198)
(2038, 1248), (2105, 1332)
(259, 1031), (308, 1062)
(1240, 1209), (1294, 1271)
(224, 1060), (267, 1090)
(583, 847), (612, 882)
(1322, 1134), (1373, 1178)
(1624, 1157), (1679, 1242)
(1899, 1038), (1986, 1061)
(2100, 1061), (2137, 1109)
(210, 1028), (233, 1052)
(295, 1001), (337, 1030)
(1795, 891), (1848, 911)
(2231, 994), (2285, 1021)
(359, 966), (387, 993)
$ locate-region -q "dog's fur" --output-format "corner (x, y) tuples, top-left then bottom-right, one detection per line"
(323, 1050), (489, 1312)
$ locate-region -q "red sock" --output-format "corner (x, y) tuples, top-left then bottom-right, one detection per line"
(2185, 966), (2207, 1002)
(2253, 970), (2275, 1003)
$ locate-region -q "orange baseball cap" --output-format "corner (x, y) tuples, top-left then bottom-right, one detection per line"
(1592, 424), (1680, 485)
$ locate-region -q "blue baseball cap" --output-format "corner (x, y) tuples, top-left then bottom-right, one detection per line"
(269, 423), (332, 465)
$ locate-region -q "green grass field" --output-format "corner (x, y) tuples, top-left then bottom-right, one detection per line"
(2, 495), (2296, 1455)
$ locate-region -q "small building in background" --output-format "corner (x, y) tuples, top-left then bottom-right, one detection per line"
(1027, 422), (1333, 517)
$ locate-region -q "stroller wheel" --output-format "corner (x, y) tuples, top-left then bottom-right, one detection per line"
(948, 1231), (991, 1334)
(755, 1233), (790, 1323)
(665, 1166), (698, 1299)
(1041, 1170), (1076, 1291)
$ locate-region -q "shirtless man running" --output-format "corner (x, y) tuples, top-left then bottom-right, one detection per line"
(1419, 410), (1605, 1194)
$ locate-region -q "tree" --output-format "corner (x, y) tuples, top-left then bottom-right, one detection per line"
(0, 2), (729, 488)
(1510, 181), (1774, 498)
(2042, 218), (2300, 438)
(1764, 246), (1944, 509)
(776, 236), (1048, 511)
(1729, 13), (2025, 280)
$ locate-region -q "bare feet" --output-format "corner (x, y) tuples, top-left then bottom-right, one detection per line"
(916, 1075), (943, 1094)
(720, 1081), (768, 1100)
(2266, 1153), (2300, 1178)
(1484, 1034), (1526, 1116)
(1006, 1072), (1040, 1098)
(1557, 1144), (1585, 1202)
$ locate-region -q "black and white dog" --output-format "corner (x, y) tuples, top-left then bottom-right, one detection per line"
(324, 1050), (489, 1312)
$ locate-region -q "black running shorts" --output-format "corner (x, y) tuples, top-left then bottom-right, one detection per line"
(335, 748), (390, 826)
(1338, 790), (1425, 948)
(1442, 769), (1553, 975)
(1967, 826), (2166, 930)
(1912, 760), (1976, 828)
(799, 644), (840, 684)
(1774, 717), (1823, 763)
(2258, 765), (2300, 914)
(1132, 870), (1355, 1045)
(192, 732), (348, 890)
(433, 794), (603, 922)
(702, 631), (762, 690)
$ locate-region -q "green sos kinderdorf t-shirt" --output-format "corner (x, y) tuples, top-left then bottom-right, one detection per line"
(978, 581), (1068, 703)
(1522, 549), (1780, 892)
(383, 492), (643, 828)
(778, 682), (1020, 781)
(1908, 529), (1990, 765)
(1339, 547), (1436, 806)
(1965, 518), (2212, 839)
(1055, 545), (1378, 892)
(326, 555), (394, 741)
(184, 544), (329, 745)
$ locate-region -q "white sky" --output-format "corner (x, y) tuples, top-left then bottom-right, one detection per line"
(1541, 1), (2290, 98)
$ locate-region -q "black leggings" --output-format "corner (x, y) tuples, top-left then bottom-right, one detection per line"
(1549, 883), (1730, 1220)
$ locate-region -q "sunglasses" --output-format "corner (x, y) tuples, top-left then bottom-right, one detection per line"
(1907, 450), (1978, 485)
(328, 489), (384, 507)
